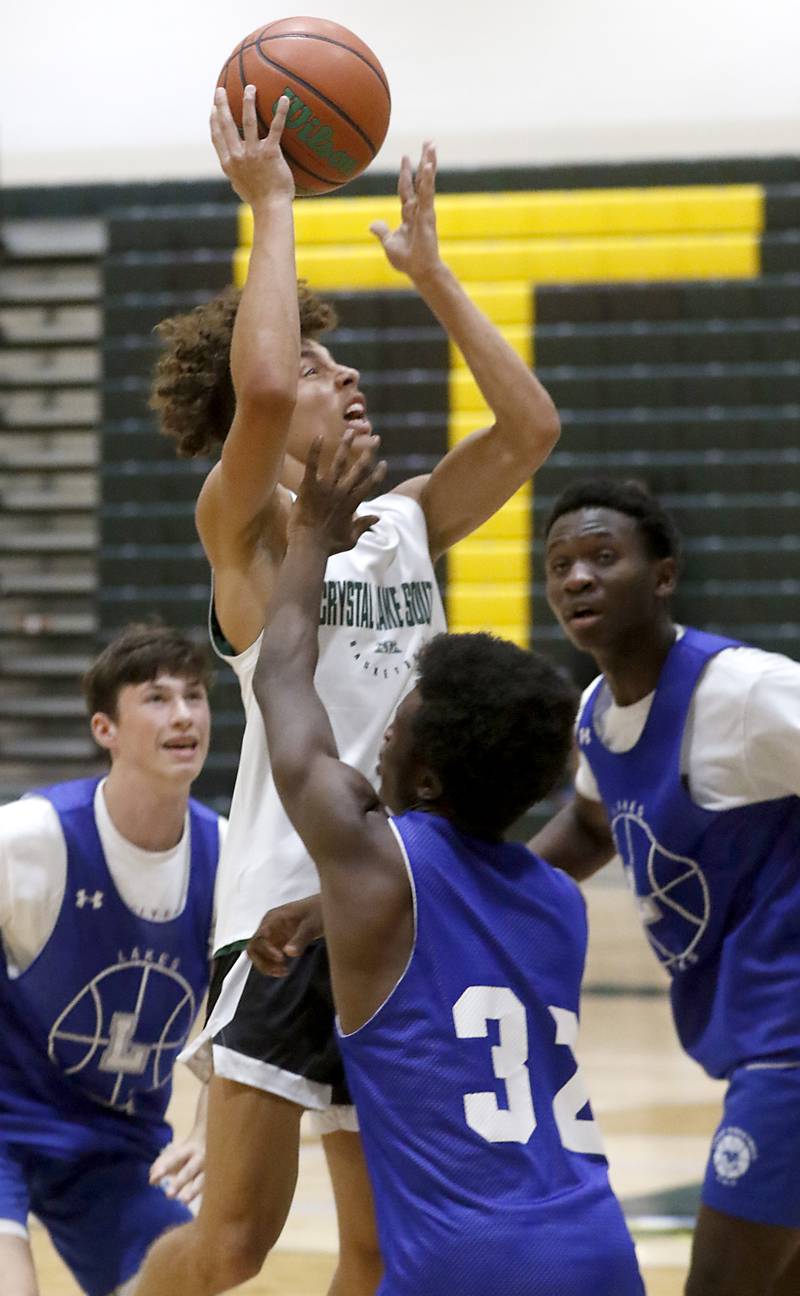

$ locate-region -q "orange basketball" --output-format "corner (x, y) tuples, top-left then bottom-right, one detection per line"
(217, 16), (391, 196)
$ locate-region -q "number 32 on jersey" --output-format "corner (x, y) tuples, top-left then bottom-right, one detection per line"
(452, 985), (604, 1153)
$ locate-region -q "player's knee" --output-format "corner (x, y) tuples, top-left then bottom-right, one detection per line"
(205, 1216), (279, 1288)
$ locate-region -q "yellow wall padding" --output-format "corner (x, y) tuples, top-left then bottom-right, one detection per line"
(236, 232), (759, 290)
(235, 182), (765, 645)
(445, 273), (533, 640)
(238, 185), (764, 247)
(449, 541), (530, 584)
(447, 582), (531, 639)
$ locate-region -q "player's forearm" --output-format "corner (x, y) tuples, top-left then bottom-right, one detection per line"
(229, 196), (300, 408)
(413, 261), (560, 465)
(254, 528), (339, 762)
(530, 800), (615, 883)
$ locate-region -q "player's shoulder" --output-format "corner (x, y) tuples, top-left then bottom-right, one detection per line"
(527, 841), (587, 910)
(370, 484), (426, 520)
(0, 792), (64, 851)
(701, 641), (800, 693)
(360, 485), (431, 548)
(578, 673), (605, 711)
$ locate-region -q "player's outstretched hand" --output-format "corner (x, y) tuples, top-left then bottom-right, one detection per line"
(370, 141), (441, 283)
(149, 1132), (205, 1205)
(290, 431), (387, 555)
(248, 894), (325, 976)
(210, 85), (295, 205)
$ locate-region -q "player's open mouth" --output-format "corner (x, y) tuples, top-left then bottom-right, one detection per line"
(163, 738), (199, 752)
(568, 606), (602, 625)
(343, 397), (371, 430)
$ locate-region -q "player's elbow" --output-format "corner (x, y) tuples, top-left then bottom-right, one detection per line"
(495, 402), (560, 479)
(235, 380), (298, 423)
(522, 400), (561, 461)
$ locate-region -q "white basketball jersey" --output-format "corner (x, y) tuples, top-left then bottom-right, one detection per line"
(211, 490), (446, 953)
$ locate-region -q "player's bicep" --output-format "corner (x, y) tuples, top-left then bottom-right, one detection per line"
(411, 426), (532, 559)
(531, 792), (614, 882)
(209, 400), (294, 539)
(573, 791), (614, 848)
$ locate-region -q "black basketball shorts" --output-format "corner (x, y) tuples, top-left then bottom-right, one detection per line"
(207, 939), (354, 1120)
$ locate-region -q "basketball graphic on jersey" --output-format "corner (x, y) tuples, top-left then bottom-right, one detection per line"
(712, 1126), (757, 1184)
(611, 809), (710, 971)
(48, 957), (196, 1110)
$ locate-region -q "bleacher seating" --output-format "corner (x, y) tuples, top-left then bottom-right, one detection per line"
(0, 218), (104, 797)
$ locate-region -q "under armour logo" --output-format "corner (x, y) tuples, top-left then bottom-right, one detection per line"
(578, 727), (592, 746)
(76, 889), (104, 910)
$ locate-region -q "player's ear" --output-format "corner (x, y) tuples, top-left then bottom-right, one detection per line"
(416, 768), (443, 805)
(90, 711), (117, 753)
(655, 556), (677, 599)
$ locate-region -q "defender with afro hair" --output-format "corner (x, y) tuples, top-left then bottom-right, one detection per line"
(412, 632), (578, 838)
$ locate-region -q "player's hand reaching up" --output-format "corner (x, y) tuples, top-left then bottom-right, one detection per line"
(210, 85), (295, 206)
(290, 431), (387, 555)
(371, 141), (442, 284)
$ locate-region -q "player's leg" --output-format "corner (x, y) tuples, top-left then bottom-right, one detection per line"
(685, 1205), (800, 1295)
(772, 1242), (800, 1296)
(322, 1125), (382, 1296)
(0, 1145), (38, 1296)
(0, 1234), (38, 1296)
(302, 942), (383, 1295)
(686, 1067), (800, 1295)
(31, 1146), (190, 1296)
(134, 1074), (303, 1295)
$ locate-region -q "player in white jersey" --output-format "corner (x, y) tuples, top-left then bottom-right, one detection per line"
(135, 86), (561, 1296)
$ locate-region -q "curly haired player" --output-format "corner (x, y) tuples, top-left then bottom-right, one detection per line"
(136, 85), (561, 1296)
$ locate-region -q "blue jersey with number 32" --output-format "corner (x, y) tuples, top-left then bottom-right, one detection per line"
(337, 811), (644, 1296)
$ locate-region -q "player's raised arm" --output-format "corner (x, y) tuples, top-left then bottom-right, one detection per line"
(251, 434), (414, 1029)
(252, 433), (386, 839)
(196, 87), (298, 561)
(371, 143), (561, 560)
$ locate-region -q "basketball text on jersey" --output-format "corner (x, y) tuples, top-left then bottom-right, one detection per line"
(319, 579), (435, 629)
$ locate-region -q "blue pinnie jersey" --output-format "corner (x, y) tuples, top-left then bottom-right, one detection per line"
(0, 777), (218, 1160)
(337, 812), (643, 1296)
(578, 628), (800, 1079)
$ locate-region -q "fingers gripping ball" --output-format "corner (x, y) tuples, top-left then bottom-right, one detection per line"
(218, 16), (391, 196)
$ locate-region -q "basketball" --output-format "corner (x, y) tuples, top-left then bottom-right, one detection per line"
(217, 16), (391, 197)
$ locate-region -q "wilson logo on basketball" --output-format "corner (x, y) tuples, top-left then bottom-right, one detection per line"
(274, 87), (359, 176)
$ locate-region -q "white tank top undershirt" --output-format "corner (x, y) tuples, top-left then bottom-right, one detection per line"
(211, 490), (446, 953)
